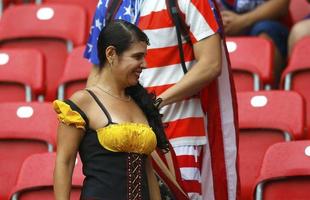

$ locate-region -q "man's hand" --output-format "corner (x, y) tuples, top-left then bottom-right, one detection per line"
(221, 10), (249, 35)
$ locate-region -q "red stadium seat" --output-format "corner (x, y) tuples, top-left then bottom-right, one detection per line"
(38, 0), (98, 30)
(0, 48), (44, 102)
(1, 0), (37, 21)
(0, 0), (17, 16)
(237, 91), (306, 200)
(0, 0), (10, 15)
(9, 152), (84, 200)
(10, 0), (35, 3)
(1, 0), (10, 5)
(253, 141), (310, 200)
(57, 45), (92, 100)
(282, 37), (310, 139)
(226, 37), (274, 91)
(0, 4), (87, 101)
(288, 0), (310, 25)
(0, 102), (57, 200)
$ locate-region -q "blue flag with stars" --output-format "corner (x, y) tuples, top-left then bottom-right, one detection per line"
(84, 0), (144, 65)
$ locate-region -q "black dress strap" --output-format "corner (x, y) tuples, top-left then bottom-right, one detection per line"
(64, 99), (89, 128)
(86, 89), (113, 124)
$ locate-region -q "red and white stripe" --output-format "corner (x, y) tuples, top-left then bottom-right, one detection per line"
(139, 0), (239, 199)
(174, 145), (203, 199)
(139, 0), (218, 144)
(201, 41), (239, 200)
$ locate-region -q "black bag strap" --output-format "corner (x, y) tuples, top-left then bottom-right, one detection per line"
(105, 0), (123, 24)
(166, 0), (191, 74)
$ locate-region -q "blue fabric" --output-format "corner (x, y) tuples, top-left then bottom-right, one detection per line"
(248, 20), (289, 57)
(220, 0), (264, 13)
(84, 0), (143, 65)
(209, 0), (225, 35)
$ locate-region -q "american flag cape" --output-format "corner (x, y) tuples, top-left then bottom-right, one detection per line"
(201, 1), (240, 199)
(84, 0), (240, 199)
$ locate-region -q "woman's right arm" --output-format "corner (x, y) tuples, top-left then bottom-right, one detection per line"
(146, 156), (161, 200)
(54, 123), (84, 200)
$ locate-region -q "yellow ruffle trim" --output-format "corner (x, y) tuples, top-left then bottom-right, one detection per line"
(97, 123), (157, 155)
(53, 100), (86, 130)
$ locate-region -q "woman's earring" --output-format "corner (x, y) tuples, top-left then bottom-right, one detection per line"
(108, 56), (114, 66)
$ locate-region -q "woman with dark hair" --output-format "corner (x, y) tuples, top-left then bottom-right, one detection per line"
(53, 20), (168, 200)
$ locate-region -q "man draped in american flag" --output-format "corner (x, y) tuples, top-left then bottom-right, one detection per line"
(84, 0), (240, 199)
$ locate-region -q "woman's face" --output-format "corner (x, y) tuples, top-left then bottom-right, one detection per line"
(113, 41), (147, 87)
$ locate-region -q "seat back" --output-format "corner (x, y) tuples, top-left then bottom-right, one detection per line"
(0, 48), (44, 102)
(226, 37), (274, 91)
(57, 45), (92, 100)
(281, 0), (310, 28)
(0, 4), (87, 101)
(0, 102), (57, 200)
(289, 0), (310, 24)
(237, 91), (306, 200)
(9, 152), (84, 200)
(0, 0), (9, 15)
(39, 0), (98, 30)
(254, 141), (310, 200)
(282, 37), (310, 139)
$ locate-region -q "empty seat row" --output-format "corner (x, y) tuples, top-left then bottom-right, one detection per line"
(2, 0), (309, 26)
(2, 36), (310, 139)
(1, 36), (310, 100)
(5, 140), (310, 200)
(37, 0), (98, 28)
(282, 37), (310, 138)
(9, 152), (83, 200)
(0, 90), (308, 199)
(228, 36), (310, 140)
(0, 3), (309, 100)
(0, 3), (92, 101)
(237, 91), (307, 200)
(0, 102), (57, 200)
(0, 3), (87, 100)
(1, 0), (98, 28)
(0, 48), (44, 102)
(0, 46), (92, 102)
(226, 37), (274, 91)
(254, 140), (310, 200)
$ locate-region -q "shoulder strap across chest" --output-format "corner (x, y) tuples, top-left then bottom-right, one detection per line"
(86, 89), (113, 124)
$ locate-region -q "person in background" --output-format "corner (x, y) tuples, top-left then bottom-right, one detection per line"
(217, 0), (290, 87)
(84, 0), (240, 199)
(53, 19), (168, 200)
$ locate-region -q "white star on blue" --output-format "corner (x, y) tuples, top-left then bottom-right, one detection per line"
(95, 19), (103, 30)
(84, 0), (143, 65)
(97, 0), (103, 8)
(87, 44), (93, 53)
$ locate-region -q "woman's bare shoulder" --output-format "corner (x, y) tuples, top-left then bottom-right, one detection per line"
(69, 89), (93, 111)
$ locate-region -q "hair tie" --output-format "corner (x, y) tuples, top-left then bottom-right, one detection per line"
(154, 97), (163, 109)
